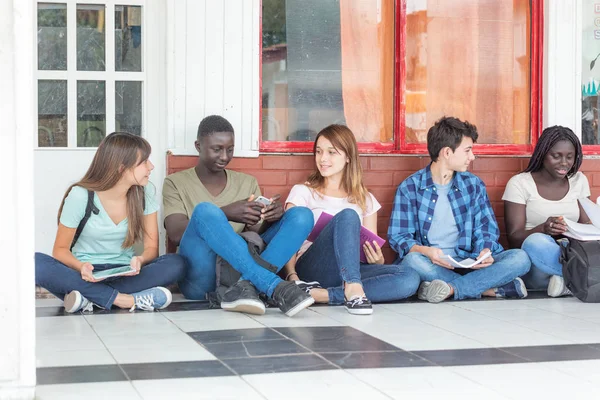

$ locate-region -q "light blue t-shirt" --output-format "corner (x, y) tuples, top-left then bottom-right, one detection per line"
(60, 185), (158, 265)
(427, 182), (460, 258)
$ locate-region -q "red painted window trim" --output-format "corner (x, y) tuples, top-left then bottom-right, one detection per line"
(259, 0), (544, 156)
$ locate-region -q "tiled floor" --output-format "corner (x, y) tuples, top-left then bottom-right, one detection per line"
(35, 294), (600, 399)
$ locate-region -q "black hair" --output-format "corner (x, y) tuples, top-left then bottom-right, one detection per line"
(197, 115), (234, 140)
(524, 125), (582, 178)
(427, 116), (479, 161)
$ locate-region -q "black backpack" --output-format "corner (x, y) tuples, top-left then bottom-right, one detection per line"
(560, 239), (600, 302)
(70, 190), (100, 251)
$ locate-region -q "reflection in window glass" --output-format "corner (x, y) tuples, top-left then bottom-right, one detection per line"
(77, 4), (106, 71)
(116, 81), (142, 135)
(38, 3), (67, 70)
(38, 80), (68, 147)
(77, 81), (106, 147)
(405, 0), (531, 144)
(261, 0), (394, 143)
(582, 0), (600, 145)
(115, 5), (142, 72)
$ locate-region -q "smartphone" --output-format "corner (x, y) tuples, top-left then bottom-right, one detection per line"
(256, 196), (272, 206)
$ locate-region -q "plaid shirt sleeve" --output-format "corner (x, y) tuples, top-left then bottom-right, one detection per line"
(388, 181), (419, 258)
(471, 183), (504, 255)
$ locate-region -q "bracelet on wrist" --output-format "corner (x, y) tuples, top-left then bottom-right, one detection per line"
(285, 272), (299, 280)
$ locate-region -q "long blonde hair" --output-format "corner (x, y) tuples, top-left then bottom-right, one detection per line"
(58, 132), (151, 248)
(306, 124), (370, 212)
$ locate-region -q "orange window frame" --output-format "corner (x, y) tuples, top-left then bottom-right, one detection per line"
(259, 0), (544, 155)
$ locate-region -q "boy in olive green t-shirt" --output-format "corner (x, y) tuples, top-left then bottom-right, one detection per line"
(163, 115), (315, 317)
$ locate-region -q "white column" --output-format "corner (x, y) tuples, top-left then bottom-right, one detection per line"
(544, 0), (581, 135)
(0, 0), (36, 398)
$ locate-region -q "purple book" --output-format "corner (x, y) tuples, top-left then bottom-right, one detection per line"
(307, 212), (386, 263)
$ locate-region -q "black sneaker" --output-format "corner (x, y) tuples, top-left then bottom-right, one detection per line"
(344, 295), (373, 315)
(295, 280), (322, 294)
(220, 280), (266, 315)
(273, 281), (315, 317)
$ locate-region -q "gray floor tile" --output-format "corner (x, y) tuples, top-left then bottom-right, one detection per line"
(224, 354), (337, 375)
(321, 351), (434, 369)
(36, 307), (81, 318)
(203, 338), (310, 359)
(121, 360), (233, 380)
(413, 348), (528, 367)
(188, 328), (283, 344)
(37, 365), (127, 385)
(275, 326), (399, 353)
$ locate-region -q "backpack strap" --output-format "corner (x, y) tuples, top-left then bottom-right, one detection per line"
(70, 190), (100, 251)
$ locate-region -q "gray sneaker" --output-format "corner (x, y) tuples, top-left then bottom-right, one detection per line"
(548, 275), (572, 298)
(273, 281), (314, 317)
(423, 280), (452, 303)
(417, 281), (431, 301)
(221, 280), (266, 315)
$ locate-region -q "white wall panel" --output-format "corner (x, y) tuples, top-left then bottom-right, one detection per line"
(167, 0), (260, 157)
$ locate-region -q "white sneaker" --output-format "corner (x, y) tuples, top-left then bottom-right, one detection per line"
(63, 290), (94, 313)
(547, 275), (572, 298)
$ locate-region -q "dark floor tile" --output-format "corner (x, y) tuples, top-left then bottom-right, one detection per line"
(275, 326), (399, 353)
(122, 360), (233, 380)
(502, 344), (600, 362)
(413, 348), (528, 367)
(321, 351), (434, 369)
(37, 365), (126, 385)
(160, 301), (212, 312)
(189, 328), (283, 345)
(204, 338), (310, 359)
(223, 354), (337, 375)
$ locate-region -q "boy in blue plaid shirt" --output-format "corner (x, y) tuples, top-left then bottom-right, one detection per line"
(388, 117), (531, 303)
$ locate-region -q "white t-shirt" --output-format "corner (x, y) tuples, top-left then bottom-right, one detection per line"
(285, 184), (381, 256)
(502, 172), (591, 230)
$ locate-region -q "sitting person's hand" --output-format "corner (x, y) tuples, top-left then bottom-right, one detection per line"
(543, 216), (567, 236)
(221, 195), (264, 225)
(80, 262), (105, 283)
(260, 194), (284, 222)
(422, 247), (453, 269)
(363, 241), (384, 264)
(471, 248), (494, 269)
(124, 256), (143, 276)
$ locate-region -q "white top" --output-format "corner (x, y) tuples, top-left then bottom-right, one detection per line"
(285, 184), (381, 256)
(502, 171), (591, 230)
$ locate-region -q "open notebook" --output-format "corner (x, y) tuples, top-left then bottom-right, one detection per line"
(307, 212), (386, 263)
(563, 198), (600, 241)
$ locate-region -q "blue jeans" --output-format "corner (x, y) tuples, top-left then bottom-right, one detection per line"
(178, 202), (314, 300)
(35, 253), (187, 309)
(400, 249), (531, 300)
(295, 209), (420, 304)
(521, 233), (563, 289)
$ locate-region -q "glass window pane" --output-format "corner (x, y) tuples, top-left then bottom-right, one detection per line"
(115, 5), (142, 72)
(116, 81), (142, 135)
(77, 4), (106, 71)
(582, 0), (600, 145)
(405, 0), (531, 144)
(38, 80), (68, 147)
(261, 0), (394, 143)
(77, 81), (106, 147)
(38, 3), (67, 70)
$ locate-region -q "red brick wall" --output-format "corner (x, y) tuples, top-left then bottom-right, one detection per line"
(167, 154), (600, 263)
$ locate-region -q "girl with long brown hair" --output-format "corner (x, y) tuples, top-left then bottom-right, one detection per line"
(284, 125), (420, 314)
(35, 132), (186, 313)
